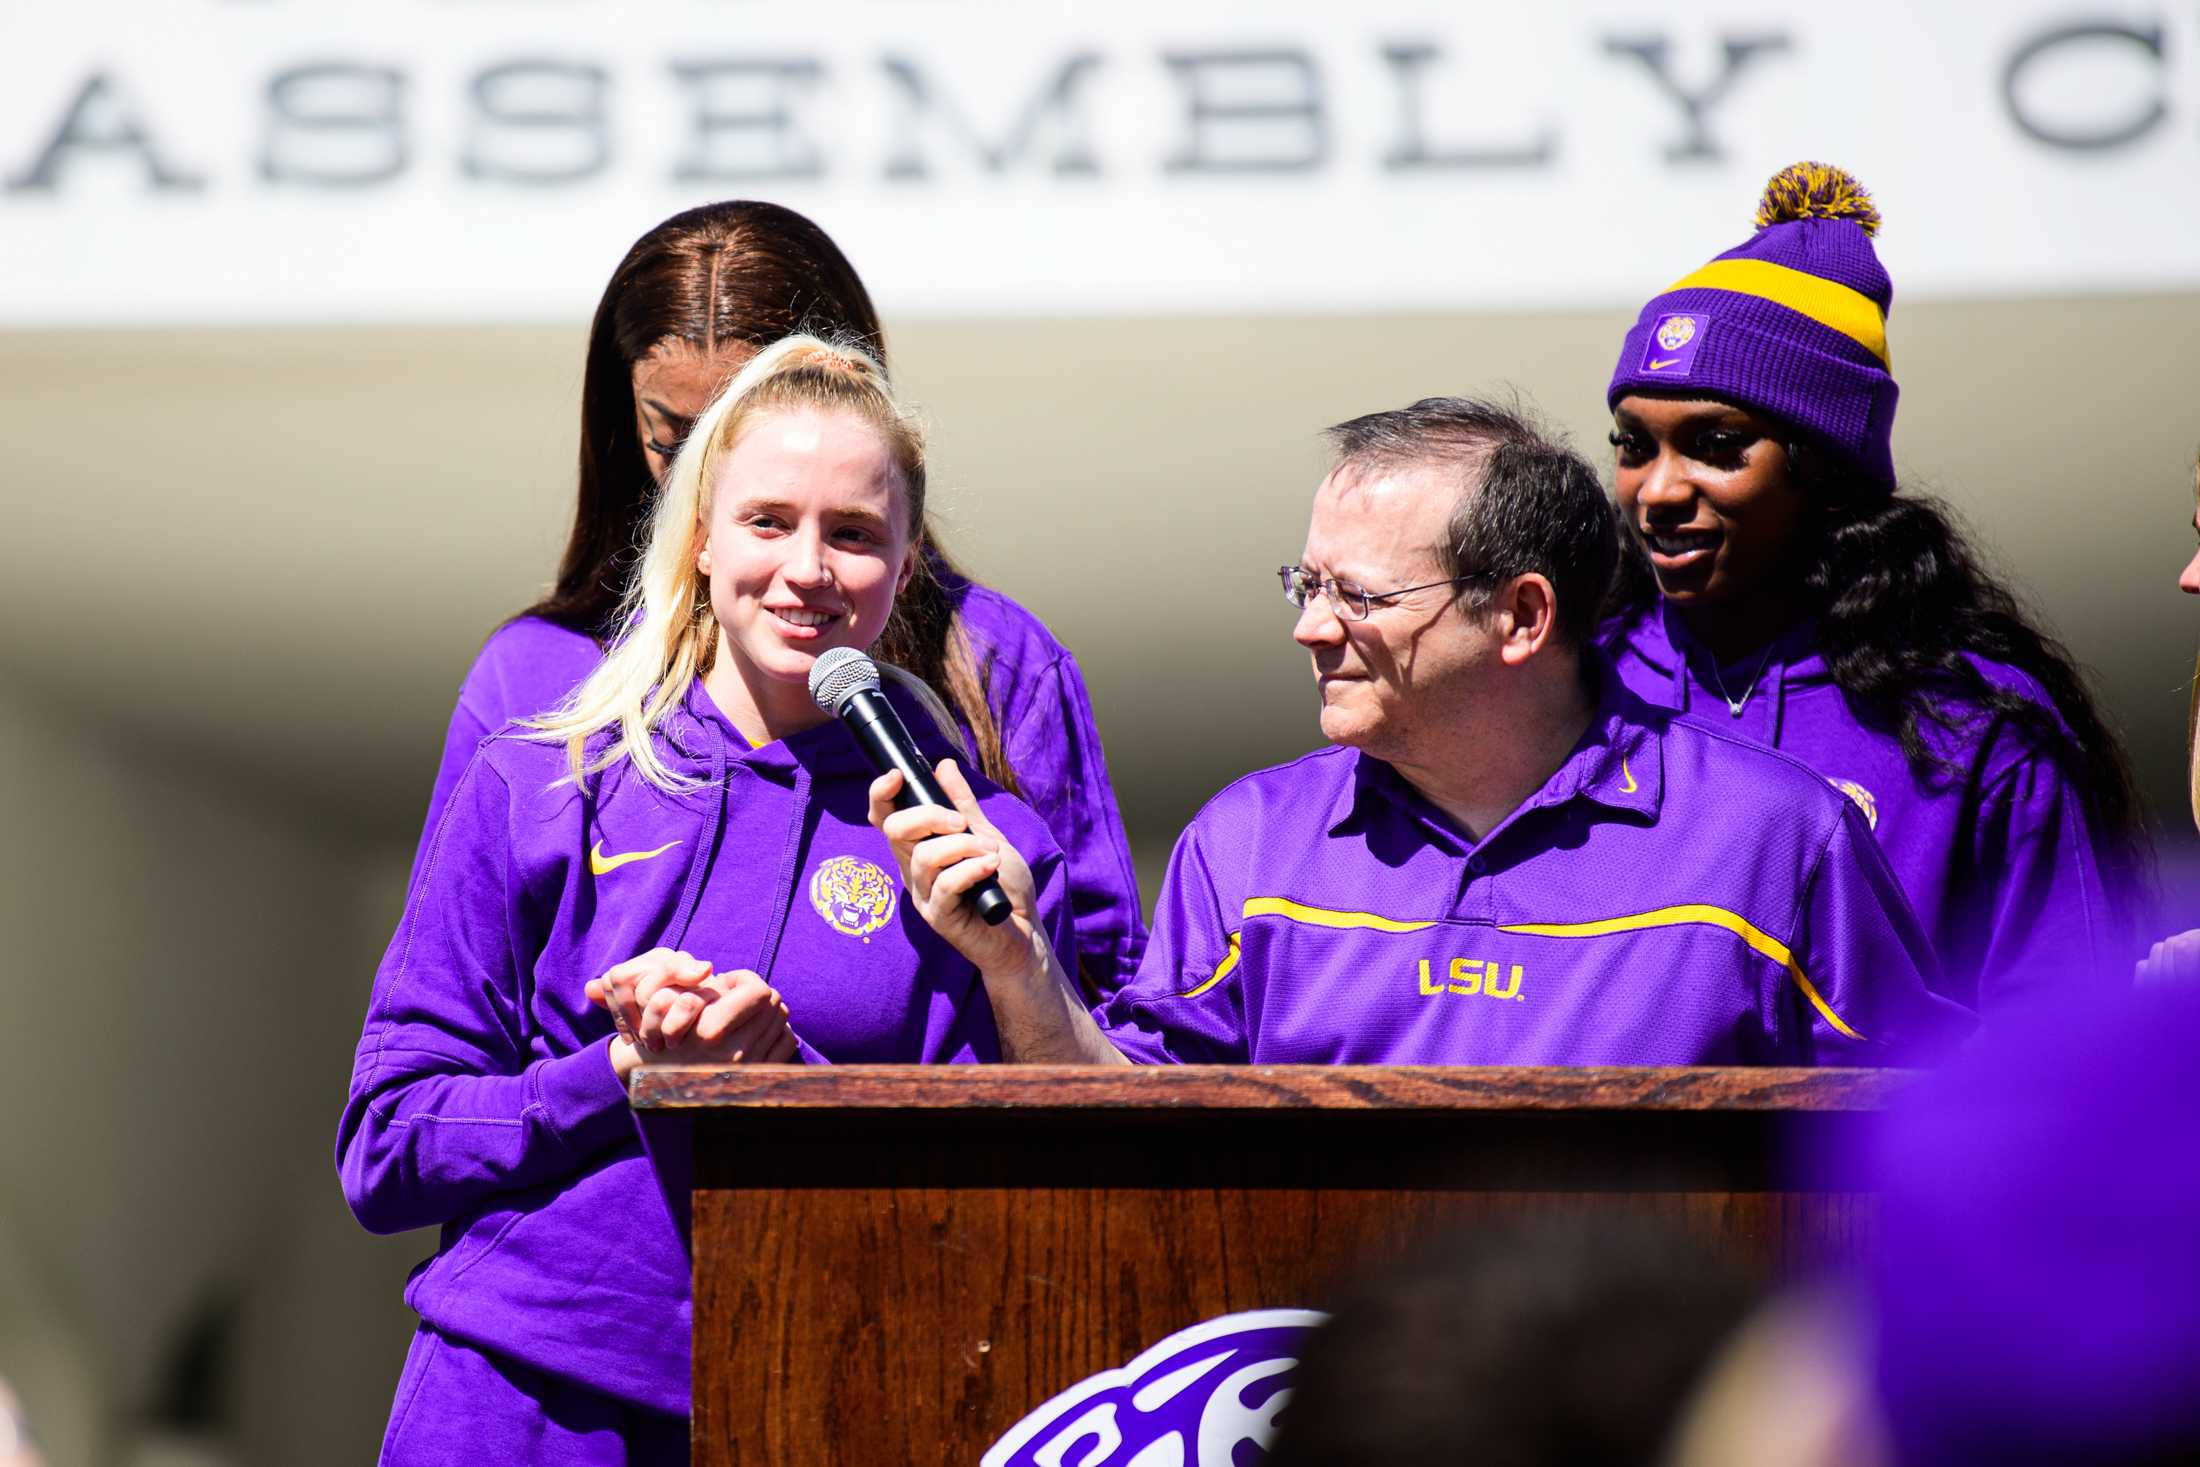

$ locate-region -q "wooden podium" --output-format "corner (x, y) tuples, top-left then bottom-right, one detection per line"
(630, 1065), (1902, 1467)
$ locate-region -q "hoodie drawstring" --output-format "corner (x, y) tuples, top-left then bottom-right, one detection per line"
(666, 718), (731, 950)
(752, 762), (811, 983)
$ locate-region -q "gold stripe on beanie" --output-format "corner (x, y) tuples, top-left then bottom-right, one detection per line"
(1662, 258), (1892, 368)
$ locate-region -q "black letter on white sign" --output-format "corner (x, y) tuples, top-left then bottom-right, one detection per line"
(260, 64), (407, 187)
(1162, 50), (1326, 173)
(465, 60), (611, 183)
(1381, 42), (1557, 171)
(881, 53), (1103, 179)
(2003, 21), (2166, 151)
(671, 60), (826, 181)
(8, 73), (205, 192)
(1601, 34), (1792, 163)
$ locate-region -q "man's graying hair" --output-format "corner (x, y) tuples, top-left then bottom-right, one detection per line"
(1325, 396), (1618, 648)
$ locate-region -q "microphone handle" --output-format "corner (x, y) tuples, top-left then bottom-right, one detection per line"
(840, 690), (1013, 927)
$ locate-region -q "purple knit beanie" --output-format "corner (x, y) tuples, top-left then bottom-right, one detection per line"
(1607, 162), (1899, 484)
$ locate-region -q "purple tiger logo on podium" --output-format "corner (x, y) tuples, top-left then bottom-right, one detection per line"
(983, 1309), (1326, 1467)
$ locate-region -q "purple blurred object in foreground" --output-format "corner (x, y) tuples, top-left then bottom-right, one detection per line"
(1869, 990), (2200, 1465)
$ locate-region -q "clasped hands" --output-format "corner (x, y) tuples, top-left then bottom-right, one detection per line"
(586, 948), (800, 1081)
(585, 758), (1063, 1082)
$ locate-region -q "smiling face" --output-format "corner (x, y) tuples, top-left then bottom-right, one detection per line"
(697, 405), (913, 714)
(1292, 460), (1497, 763)
(1610, 395), (1808, 618)
(633, 338), (761, 483)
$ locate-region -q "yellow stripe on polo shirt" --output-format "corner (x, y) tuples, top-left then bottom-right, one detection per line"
(1172, 898), (1435, 1000)
(1663, 258), (1891, 368)
(1500, 904), (1866, 1042)
(1176, 932), (1242, 999)
(1241, 896), (1437, 933)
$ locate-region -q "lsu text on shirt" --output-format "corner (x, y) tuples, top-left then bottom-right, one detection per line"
(1097, 668), (1974, 1066)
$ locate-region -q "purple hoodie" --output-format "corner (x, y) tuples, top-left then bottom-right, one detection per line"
(417, 574), (1144, 994)
(341, 679), (1074, 1416)
(1605, 602), (2132, 1013)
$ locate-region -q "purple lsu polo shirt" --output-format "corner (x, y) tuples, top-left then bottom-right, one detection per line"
(417, 571), (1145, 995)
(341, 678), (1074, 1417)
(1095, 669), (1974, 1067)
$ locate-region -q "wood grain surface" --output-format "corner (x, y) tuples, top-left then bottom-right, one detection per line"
(681, 1069), (1889, 1466)
(637, 1063), (1912, 1113)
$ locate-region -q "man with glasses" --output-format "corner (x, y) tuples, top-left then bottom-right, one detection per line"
(874, 397), (1971, 1066)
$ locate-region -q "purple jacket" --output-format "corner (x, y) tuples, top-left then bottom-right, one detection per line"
(418, 577), (1144, 994)
(342, 679), (1074, 1415)
(1604, 603), (2134, 1012)
(1095, 664), (1972, 1066)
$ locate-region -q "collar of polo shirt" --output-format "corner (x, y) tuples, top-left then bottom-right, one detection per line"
(1326, 654), (1665, 842)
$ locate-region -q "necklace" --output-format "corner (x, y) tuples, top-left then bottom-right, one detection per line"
(1705, 645), (1777, 718)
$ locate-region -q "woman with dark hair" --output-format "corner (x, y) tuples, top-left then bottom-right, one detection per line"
(1600, 163), (2153, 1012)
(418, 200), (1144, 993)
(346, 336), (1080, 1463)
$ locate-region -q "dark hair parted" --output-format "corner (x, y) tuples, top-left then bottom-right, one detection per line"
(1607, 454), (2154, 916)
(1326, 396), (1619, 649)
(524, 200), (1020, 793)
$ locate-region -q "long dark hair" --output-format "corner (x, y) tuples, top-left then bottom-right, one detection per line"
(1606, 453), (2154, 920)
(525, 200), (1020, 792)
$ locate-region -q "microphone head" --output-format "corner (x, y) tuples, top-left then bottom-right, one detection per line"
(807, 646), (881, 715)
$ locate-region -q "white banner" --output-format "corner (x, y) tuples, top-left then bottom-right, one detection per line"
(2, 1), (2196, 324)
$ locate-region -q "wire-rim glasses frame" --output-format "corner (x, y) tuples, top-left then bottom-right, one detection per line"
(1278, 564), (1493, 621)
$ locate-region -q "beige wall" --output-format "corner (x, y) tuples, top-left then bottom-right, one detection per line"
(4, 297), (2197, 850)
(0, 295), (2193, 1463)
(0, 693), (415, 1466)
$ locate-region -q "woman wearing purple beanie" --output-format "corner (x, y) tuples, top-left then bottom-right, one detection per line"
(417, 201), (1146, 997)
(1600, 162), (2154, 1014)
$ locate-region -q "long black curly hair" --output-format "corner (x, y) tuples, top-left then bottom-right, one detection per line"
(1606, 446), (2155, 923)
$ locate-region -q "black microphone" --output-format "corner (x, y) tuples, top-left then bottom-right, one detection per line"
(809, 647), (1012, 927)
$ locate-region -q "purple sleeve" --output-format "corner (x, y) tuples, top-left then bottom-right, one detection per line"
(1092, 822), (1246, 1064)
(412, 682), (496, 881)
(338, 756), (635, 1236)
(1964, 753), (2135, 1006)
(1033, 815), (1084, 1014)
(999, 651), (1149, 1000)
(1786, 805), (1975, 1065)
(411, 619), (604, 889)
(980, 788), (1086, 1033)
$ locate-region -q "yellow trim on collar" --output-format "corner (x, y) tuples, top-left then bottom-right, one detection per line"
(1664, 258), (1891, 368)
(1501, 903), (1866, 1042)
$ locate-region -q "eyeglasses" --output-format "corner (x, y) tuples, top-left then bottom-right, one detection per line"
(1278, 564), (1490, 621)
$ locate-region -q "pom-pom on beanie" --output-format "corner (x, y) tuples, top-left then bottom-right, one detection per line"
(1607, 162), (1899, 485)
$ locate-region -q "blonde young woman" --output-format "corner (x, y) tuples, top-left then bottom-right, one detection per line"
(338, 337), (1076, 1466)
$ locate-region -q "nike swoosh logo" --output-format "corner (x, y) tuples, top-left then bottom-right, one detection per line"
(589, 838), (682, 876)
(1619, 757), (1639, 794)
(1646, 357), (1682, 371)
